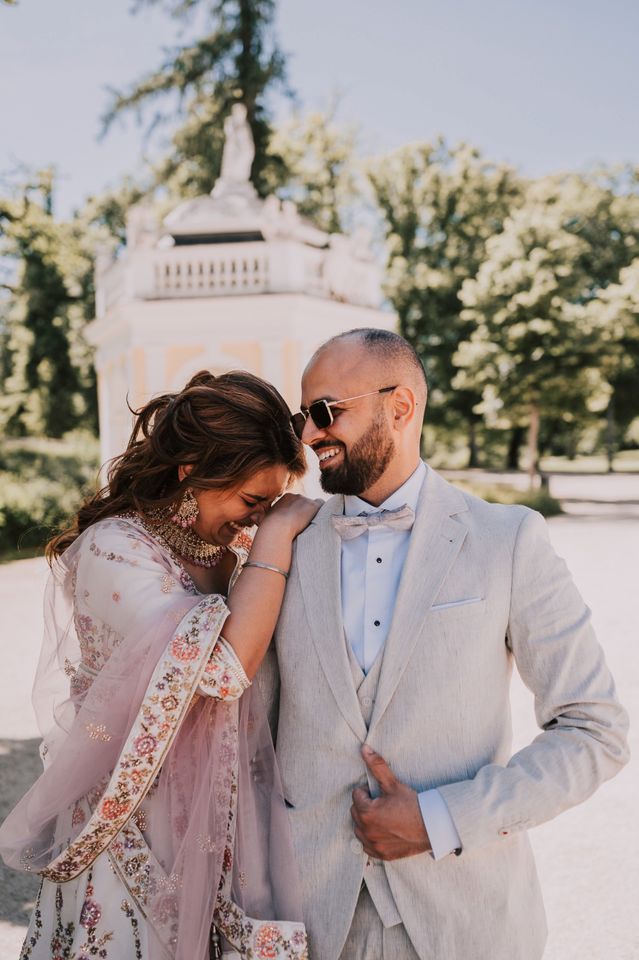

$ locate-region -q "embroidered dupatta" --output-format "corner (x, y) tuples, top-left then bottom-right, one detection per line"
(0, 518), (307, 960)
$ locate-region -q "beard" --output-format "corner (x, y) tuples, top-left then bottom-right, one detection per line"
(319, 413), (395, 495)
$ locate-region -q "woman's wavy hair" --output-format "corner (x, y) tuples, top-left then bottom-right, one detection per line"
(47, 370), (307, 561)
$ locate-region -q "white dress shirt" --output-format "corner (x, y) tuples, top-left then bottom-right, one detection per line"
(340, 461), (462, 859)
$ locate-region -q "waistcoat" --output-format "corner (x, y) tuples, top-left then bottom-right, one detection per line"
(347, 643), (402, 928)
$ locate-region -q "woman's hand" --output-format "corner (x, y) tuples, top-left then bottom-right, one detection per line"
(257, 493), (323, 541)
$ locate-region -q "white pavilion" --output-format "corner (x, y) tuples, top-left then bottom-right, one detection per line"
(87, 104), (395, 467)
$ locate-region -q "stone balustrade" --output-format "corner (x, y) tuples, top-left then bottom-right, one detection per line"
(152, 245), (270, 298)
(97, 236), (380, 316)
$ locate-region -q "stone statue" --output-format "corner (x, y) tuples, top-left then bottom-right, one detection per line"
(220, 103), (255, 184)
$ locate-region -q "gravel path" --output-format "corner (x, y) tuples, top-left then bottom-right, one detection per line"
(0, 477), (637, 958)
(512, 507), (639, 960)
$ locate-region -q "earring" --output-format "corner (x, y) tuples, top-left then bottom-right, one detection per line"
(170, 488), (199, 528)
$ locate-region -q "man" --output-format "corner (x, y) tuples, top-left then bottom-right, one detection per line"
(259, 328), (628, 960)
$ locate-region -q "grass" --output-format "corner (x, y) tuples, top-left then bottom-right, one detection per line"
(449, 480), (563, 517)
(0, 545), (45, 565)
(0, 432), (100, 562)
(539, 450), (639, 473)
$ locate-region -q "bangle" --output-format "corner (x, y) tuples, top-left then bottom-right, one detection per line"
(243, 560), (289, 580)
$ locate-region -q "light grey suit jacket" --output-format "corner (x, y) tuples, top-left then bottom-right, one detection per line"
(259, 466), (629, 960)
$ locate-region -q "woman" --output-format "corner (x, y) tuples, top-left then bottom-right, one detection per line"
(0, 370), (319, 960)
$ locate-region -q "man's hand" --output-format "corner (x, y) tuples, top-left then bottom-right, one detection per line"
(350, 745), (431, 861)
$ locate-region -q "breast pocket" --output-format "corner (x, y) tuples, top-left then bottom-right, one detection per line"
(428, 597), (492, 681)
(430, 597), (487, 619)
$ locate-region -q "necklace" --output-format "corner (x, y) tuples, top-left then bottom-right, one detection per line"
(144, 506), (227, 568)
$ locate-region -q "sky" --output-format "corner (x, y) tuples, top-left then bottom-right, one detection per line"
(1, 0), (638, 217)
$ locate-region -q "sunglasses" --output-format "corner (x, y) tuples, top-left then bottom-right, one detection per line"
(291, 386), (397, 439)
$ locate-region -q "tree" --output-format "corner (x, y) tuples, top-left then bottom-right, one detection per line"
(453, 172), (639, 484)
(0, 170), (98, 437)
(80, 178), (149, 247)
(368, 139), (522, 466)
(267, 106), (360, 234)
(571, 167), (639, 467)
(103, 0), (290, 198)
(587, 259), (639, 468)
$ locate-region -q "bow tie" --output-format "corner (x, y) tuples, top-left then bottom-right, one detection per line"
(331, 504), (415, 541)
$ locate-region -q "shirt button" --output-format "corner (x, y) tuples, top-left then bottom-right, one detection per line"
(350, 838), (363, 854)
(373, 620), (381, 627)
(362, 696), (373, 707)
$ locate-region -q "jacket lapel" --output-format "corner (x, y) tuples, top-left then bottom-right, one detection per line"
(369, 467), (469, 734)
(296, 496), (368, 742)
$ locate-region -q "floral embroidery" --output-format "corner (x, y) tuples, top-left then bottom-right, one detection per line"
(101, 797), (132, 821)
(72, 605), (115, 681)
(19, 881), (43, 958)
(112, 591), (121, 602)
(70, 669), (93, 699)
(199, 638), (250, 702)
(156, 721), (171, 741)
(179, 568), (197, 594)
(86, 723), (111, 742)
(49, 884), (75, 959)
(79, 897), (101, 928)
(196, 833), (217, 853)
(42, 595), (229, 882)
(134, 808), (148, 832)
(256, 923), (282, 958)
(19, 847), (35, 871)
(109, 822), (151, 908)
(86, 774), (110, 811)
(170, 632), (200, 661)
(126, 769), (146, 788)
(161, 574), (175, 593)
(231, 528), (255, 553)
(106, 712), (235, 945)
(20, 518), (306, 959)
(157, 871), (182, 893)
(133, 733), (157, 756)
(88, 539), (140, 568)
(110, 663), (306, 960)
(76, 877), (115, 956)
(123, 855), (145, 879)
(120, 899), (143, 960)
(211, 714), (308, 960)
(215, 898), (308, 960)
